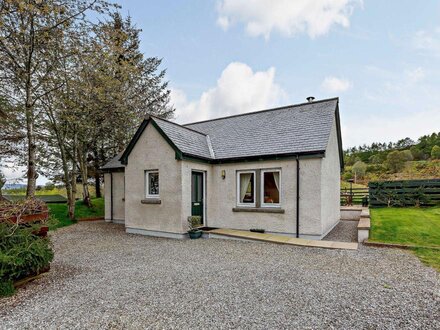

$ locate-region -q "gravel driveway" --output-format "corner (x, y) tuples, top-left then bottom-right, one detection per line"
(1, 221), (439, 329)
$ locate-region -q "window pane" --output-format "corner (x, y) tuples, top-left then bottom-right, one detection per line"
(149, 172), (159, 195)
(239, 173), (254, 204)
(263, 172), (279, 204)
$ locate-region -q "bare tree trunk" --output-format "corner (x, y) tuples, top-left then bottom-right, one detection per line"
(78, 145), (92, 207)
(25, 100), (37, 198)
(95, 171), (101, 198)
(93, 147), (101, 198)
(25, 17), (37, 198)
(68, 132), (78, 220)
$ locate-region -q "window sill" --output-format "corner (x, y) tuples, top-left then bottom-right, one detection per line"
(141, 198), (161, 204)
(232, 207), (284, 214)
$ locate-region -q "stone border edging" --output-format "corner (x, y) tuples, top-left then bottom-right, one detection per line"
(78, 217), (104, 222)
(364, 240), (440, 250)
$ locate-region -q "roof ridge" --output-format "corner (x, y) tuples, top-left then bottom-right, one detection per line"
(183, 97), (339, 126)
(150, 115), (208, 136)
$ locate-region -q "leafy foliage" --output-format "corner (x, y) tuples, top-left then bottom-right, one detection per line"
(187, 216), (202, 232)
(343, 132), (440, 183)
(432, 145), (440, 160)
(0, 223), (54, 296)
(386, 151), (407, 173)
(352, 160), (367, 178)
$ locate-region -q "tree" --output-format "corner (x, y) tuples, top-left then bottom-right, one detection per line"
(0, 97), (24, 161)
(431, 145), (440, 160)
(386, 151), (407, 173)
(73, 12), (174, 198)
(410, 146), (425, 161)
(402, 149), (414, 161)
(0, 170), (5, 199)
(352, 161), (367, 181)
(0, 0), (114, 198)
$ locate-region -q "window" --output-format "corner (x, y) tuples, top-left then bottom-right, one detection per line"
(237, 171), (256, 207)
(261, 170), (281, 207)
(145, 170), (159, 198)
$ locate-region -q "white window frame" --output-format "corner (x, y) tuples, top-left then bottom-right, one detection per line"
(236, 170), (256, 207)
(260, 169), (281, 208)
(145, 170), (160, 198)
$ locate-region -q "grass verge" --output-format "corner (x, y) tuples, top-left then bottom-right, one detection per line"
(48, 197), (104, 230)
(370, 206), (440, 271)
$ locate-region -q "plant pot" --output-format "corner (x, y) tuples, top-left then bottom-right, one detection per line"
(188, 230), (202, 239)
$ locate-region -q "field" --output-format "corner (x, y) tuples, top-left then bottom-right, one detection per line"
(370, 207), (440, 271)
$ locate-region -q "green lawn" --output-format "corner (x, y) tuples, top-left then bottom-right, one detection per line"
(370, 206), (440, 271)
(48, 197), (104, 229)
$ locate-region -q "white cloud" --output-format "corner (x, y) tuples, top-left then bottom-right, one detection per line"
(411, 28), (440, 55)
(405, 67), (426, 83)
(171, 62), (286, 124)
(216, 0), (361, 39)
(321, 76), (352, 92)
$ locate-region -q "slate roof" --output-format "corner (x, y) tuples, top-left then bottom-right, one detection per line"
(101, 152), (124, 170)
(185, 98), (339, 160)
(153, 118), (213, 159)
(111, 97), (342, 169)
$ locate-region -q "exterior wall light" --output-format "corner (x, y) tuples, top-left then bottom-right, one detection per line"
(221, 170), (226, 180)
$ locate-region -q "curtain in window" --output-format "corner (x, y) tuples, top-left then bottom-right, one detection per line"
(273, 172), (280, 193)
(240, 173), (252, 203)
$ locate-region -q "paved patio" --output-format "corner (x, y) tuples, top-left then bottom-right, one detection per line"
(1, 221), (438, 329)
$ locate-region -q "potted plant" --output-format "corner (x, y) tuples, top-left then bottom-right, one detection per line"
(187, 216), (202, 239)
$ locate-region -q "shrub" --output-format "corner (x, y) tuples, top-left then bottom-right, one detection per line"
(342, 171), (353, 181)
(431, 145), (440, 160)
(410, 146), (425, 160)
(386, 151), (407, 173)
(0, 223), (54, 296)
(0, 280), (14, 297)
(402, 150), (414, 161)
(352, 161), (367, 179)
(187, 216), (202, 232)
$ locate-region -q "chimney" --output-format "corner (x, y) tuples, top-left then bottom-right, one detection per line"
(306, 96), (315, 103)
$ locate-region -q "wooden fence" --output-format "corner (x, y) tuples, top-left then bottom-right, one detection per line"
(368, 179), (440, 207)
(340, 187), (369, 206)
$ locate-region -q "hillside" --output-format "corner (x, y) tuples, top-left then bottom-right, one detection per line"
(342, 132), (440, 184)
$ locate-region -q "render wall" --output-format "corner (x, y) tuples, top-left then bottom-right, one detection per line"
(180, 158), (323, 237)
(103, 172), (125, 222)
(104, 173), (111, 221)
(320, 117), (341, 235)
(112, 172), (125, 222)
(124, 124), (184, 234)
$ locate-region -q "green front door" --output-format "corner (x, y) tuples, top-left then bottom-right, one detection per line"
(191, 171), (204, 222)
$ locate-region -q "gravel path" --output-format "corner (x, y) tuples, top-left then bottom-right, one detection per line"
(1, 221), (439, 329)
(324, 220), (358, 242)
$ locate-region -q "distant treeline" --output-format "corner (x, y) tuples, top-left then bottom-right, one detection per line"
(345, 132), (440, 165)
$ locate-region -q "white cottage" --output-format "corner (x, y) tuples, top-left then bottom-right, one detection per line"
(102, 97), (344, 240)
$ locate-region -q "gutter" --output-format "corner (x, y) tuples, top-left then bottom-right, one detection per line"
(296, 155), (300, 238)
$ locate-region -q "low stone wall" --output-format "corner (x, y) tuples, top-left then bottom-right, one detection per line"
(340, 207), (362, 221)
(340, 207), (371, 243)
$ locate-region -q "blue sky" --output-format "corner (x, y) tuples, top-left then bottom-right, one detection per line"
(5, 0), (440, 184)
(115, 0), (440, 148)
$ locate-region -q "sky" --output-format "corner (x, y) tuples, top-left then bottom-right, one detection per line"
(114, 0), (440, 146)
(4, 0), (440, 184)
